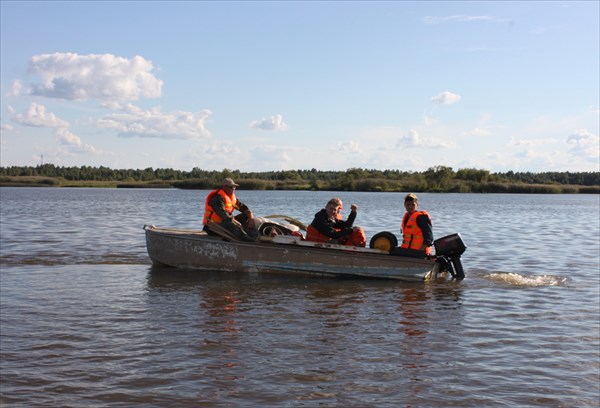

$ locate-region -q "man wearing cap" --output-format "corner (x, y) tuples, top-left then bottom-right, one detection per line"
(392, 193), (433, 257)
(202, 178), (257, 241)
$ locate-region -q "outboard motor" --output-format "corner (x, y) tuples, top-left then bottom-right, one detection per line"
(434, 233), (467, 280)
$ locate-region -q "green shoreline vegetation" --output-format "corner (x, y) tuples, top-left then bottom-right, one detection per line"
(0, 164), (598, 194)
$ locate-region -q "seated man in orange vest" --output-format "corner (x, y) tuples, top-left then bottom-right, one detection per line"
(392, 193), (433, 258)
(202, 178), (257, 241)
(306, 197), (366, 247)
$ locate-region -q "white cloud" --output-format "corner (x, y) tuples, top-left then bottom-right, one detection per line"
(423, 115), (438, 126)
(27, 53), (163, 102)
(10, 103), (69, 128)
(9, 103), (99, 154)
(463, 127), (491, 137)
(56, 127), (81, 146)
(249, 114), (289, 131)
(97, 106), (212, 139)
(55, 127), (97, 154)
(5, 80), (22, 97)
(431, 91), (461, 105)
(364, 149), (428, 171)
(505, 137), (565, 169)
(397, 129), (421, 147)
(510, 150), (560, 171)
(202, 143), (242, 156)
(509, 137), (557, 149)
(183, 142), (244, 170)
(566, 129), (599, 160)
(334, 140), (362, 154)
(396, 129), (455, 149)
(7, 102), (101, 155)
(250, 145), (292, 163)
(1, 124), (14, 132)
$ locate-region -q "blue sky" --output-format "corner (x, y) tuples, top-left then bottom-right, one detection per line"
(1, 1), (598, 173)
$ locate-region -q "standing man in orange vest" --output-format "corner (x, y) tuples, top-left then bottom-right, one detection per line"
(393, 193), (433, 257)
(203, 178), (257, 241)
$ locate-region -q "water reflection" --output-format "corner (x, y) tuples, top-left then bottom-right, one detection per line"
(394, 283), (463, 343)
(145, 265), (213, 289)
(145, 266), (246, 397)
(398, 286), (430, 338)
(145, 266), (466, 360)
(3, 189), (599, 407)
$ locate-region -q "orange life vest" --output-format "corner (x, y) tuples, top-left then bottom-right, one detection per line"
(203, 189), (236, 225)
(305, 225), (331, 242)
(306, 225), (366, 247)
(342, 227), (367, 247)
(401, 210), (432, 255)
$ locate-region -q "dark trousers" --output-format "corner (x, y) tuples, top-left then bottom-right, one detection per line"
(390, 247), (427, 258)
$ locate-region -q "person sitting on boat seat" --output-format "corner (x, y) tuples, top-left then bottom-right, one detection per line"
(306, 197), (366, 247)
(391, 193), (433, 258)
(203, 178), (257, 241)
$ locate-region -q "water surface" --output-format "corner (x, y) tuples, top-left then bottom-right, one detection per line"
(1, 188), (598, 407)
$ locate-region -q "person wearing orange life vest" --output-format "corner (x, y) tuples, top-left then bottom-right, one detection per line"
(306, 197), (366, 247)
(202, 178), (257, 241)
(392, 193), (433, 257)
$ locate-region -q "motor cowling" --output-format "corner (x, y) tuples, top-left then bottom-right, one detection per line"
(434, 233), (467, 280)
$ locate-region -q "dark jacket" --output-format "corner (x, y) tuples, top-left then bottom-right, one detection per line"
(309, 209), (356, 239)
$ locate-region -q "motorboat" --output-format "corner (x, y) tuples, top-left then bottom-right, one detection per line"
(143, 216), (466, 282)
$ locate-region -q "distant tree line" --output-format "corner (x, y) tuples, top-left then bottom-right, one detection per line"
(1, 164), (598, 193)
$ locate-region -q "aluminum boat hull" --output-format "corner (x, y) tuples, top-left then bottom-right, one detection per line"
(144, 225), (444, 282)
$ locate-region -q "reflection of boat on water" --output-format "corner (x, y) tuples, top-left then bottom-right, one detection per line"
(143, 221), (467, 282)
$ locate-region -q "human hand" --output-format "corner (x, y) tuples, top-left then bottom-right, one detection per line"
(351, 204), (358, 212)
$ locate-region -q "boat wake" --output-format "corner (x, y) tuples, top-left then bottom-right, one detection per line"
(0, 254), (150, 267)
(484, 272), (567, 287)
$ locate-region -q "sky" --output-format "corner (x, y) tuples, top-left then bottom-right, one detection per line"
(1, 1), (599, 173)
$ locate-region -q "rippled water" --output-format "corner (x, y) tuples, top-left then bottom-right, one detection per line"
(1, 188), (599, 407)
